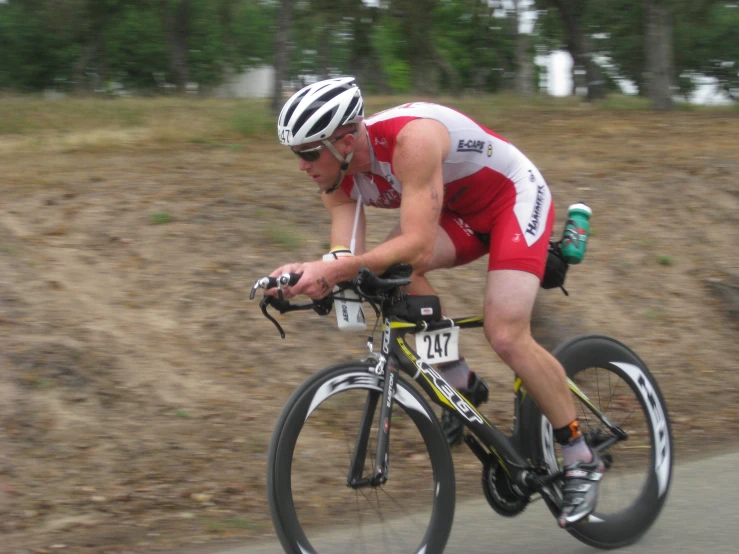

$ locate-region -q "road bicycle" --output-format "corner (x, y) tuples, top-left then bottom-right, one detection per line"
(250, 263), (673, 554)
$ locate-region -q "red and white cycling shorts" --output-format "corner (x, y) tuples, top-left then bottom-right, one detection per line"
(439, 186), (555, 281)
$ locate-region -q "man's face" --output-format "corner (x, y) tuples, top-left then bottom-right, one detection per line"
(291, 130), (352, 192)
(293, 141), (341, 191)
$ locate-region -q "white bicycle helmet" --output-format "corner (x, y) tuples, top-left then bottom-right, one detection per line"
(278, 77), (364, 146)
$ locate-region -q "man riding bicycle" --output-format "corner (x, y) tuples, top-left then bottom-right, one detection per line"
(268, 76), (603, 528)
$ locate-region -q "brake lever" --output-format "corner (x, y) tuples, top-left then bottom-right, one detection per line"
(260, 296), (287, 338)
(249, 273), (302, 300)
(260, 294), (328, 338)
(250, 277), (270, 300)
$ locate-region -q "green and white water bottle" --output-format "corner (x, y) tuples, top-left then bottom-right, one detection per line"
(560, 202), (592, 264)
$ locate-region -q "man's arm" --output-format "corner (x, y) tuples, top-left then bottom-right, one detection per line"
(335, 119), (450, 278)
(322, 186), (366, 254)
(286, 119), (450, 299)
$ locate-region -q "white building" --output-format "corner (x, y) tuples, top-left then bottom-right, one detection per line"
(215, 66), (274, 99)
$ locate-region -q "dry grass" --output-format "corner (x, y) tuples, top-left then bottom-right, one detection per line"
(1, 93), (735, 155)
(0, 96), (274, 151)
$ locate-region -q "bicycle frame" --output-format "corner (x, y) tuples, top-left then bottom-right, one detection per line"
(349, 312), (625, 510)
(357, 316), (532, 485)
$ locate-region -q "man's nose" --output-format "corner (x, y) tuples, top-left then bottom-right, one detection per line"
(299, 158), (311, 171)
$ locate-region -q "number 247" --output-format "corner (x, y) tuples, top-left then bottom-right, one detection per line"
(422, 332), (452, 360)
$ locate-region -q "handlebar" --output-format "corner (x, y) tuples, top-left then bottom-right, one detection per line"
(249, 264), (413, 338)
(249, 272), (302, 300)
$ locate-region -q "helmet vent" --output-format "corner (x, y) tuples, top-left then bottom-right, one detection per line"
(343, 96), (361, 124)
(307, 108), (337, 139)
(282, 89), (310, 126)
(293, 104), (322, 137)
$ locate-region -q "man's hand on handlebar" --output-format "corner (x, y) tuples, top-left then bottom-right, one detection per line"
(268, 260), (341, 300)
(266, 262), (304, 299)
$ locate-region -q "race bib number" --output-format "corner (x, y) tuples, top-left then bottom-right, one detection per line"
(415, 327), (460, 365)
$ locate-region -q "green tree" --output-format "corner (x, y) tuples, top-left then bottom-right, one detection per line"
(105, 4), (168, 89)
(187, 0), (229, 88)
(272, 0), (293, 113)
(675, 1), (738, 100)
(573, 0), (734, 104)
(278, 0), (385, 92)
(533, 0), (607, 100)
(513, 0), (535, 96)
(0, 0), (85, 90)
(643, 0), (675, 109)
(371, 16), (413, 93)
(231, 0), (278, 69)
(433, 0), (516, 93)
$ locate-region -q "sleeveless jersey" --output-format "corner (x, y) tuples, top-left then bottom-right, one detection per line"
(339, 102), (552, 247)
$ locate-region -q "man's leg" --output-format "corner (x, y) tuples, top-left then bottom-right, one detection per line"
(383, 221), (490, 442)
(483, 269), (603, 527)
(483, 269), (574, 427)
(384, 222), (470, 380)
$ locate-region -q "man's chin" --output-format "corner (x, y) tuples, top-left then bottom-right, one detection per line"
(316, 178), (339, 191)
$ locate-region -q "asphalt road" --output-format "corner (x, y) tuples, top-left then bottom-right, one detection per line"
(188, 450), (739, 554)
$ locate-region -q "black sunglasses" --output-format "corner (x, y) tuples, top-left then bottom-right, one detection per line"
(291, 131), (352, 162)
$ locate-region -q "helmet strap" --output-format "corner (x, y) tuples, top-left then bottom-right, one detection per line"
(321, 128), (358, 194)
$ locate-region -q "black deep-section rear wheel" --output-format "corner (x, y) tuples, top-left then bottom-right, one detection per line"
(267, 362), (455, 554)
(523, 334), (673, 549)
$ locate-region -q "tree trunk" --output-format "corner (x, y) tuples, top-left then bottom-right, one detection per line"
(316, 16), (331, 81)
(219, 0), (235, 67)
(73, 38), (98, 93)
(433, 48), (461, 92)
(397, 0), (438, 94)
(643, 0), (674, 110)
(550, 0), (605, 101)
(272, 0), (293, 114)
(164, 0), (190, 93)
(513, 0), (534, 96)
(349, 4), (387, 92)
(572, 63), (588, 96)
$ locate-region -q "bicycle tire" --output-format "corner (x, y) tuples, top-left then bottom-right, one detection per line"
(522, 334), (673, 549)
(267, 361), (456, 554)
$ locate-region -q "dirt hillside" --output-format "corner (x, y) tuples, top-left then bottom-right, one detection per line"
(1, 103), (738, 553)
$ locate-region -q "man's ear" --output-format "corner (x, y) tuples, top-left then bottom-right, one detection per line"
(342, 132), (356, 154)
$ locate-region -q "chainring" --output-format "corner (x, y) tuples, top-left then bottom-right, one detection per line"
(481, 460), (529, 518)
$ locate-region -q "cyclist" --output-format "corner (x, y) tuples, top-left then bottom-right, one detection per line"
(268, 76), (603, 528)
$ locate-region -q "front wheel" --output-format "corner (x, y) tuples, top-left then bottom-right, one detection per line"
(267, 362), (455, 554)
(524, 335), (673, 549)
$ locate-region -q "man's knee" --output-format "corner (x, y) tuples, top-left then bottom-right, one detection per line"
(484, 319), (532, 364)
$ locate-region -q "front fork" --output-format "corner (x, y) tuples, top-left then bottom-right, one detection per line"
(347, 357), (397, 489)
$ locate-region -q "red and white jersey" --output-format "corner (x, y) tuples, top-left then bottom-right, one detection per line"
(340, 102), (552, 247)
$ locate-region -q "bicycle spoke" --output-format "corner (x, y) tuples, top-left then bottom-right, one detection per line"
(616, 407), (637, 431)
(577, 391), (595, 431)
(607, 369), (623, 414)
(375, 488), (392, 553)
(379, 486), (429, 531)
(354, 490), (367, 554)
(353, 487), (410, 551)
